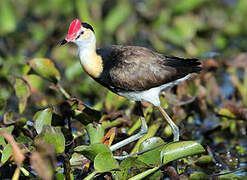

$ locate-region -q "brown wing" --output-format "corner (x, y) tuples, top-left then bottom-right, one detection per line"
(97, 45), (201, 92)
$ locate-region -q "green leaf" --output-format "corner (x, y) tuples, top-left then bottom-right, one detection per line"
(34, 126), (65, 154)
(190, 172), (208, 180)
(16, 134), (33, 144)
(74, 143), (111, 161)
(27, 74), (44, 92)
(119, 157), (148, 180)
(128, 166), (160, 180)
(34, 108), (52, 134)
(20, 167), (30, 176)
(29, 58), (60, 83)
(70, 153), (85, 167)
(161, 141), (205, 164)
(15, 78), (31, 114)
(173, 0), (206, 14)
(94, 152), (119, 172)
(138, 137), (165, 165)
(0, 0), (17, 34)
(0, 126), (14, 146)
(218, 108), (236, 119)
(86, 123), (104, 144)
(195, 155), (213, 166)
(1, 144), (12, 164)
(130, 121), (162, 154)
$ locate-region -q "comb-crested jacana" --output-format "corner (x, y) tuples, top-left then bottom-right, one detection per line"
(60, 18), (201, 151)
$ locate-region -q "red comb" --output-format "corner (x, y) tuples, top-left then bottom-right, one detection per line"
(66, 18), (81, 41)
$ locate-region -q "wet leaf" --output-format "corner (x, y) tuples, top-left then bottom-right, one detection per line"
(15, 78), (31, 114)
(29, 58), (60, 83)
(34, 126), (65, 154)
(138, 137), (165, 165)
(74, 143), (111, 161)
(86, 123), (104, 145)
(94, 152), (119, 172)
(101, 127), (116, 146)
(0, 130), (25, 166)
(34, 108), (52, 134)
(161, 141), (205, 164)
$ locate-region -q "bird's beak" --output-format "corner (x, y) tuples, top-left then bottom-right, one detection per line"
(60, 39), (67, 46)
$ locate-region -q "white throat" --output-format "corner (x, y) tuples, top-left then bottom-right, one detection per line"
(74, 33), (103, 78)
(76, 33), (97, 64)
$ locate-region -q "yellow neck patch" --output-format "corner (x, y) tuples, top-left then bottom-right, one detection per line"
(81, 52), (103, 78)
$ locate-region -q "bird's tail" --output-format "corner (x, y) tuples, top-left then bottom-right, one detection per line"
(164, 56), (202, 74)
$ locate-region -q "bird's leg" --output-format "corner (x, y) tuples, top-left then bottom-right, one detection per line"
(158, 106), (179, 142)
(110, 102), (148, 152)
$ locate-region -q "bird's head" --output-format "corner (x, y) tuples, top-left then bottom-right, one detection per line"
(60, 18), (95, 47)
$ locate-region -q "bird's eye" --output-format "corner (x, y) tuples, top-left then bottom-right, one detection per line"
(75, 31), (84, 40)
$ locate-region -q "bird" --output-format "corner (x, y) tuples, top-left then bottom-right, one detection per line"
(60, 18), (201, 150)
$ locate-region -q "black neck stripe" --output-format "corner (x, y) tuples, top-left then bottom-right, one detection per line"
(81, 22), (94, 33)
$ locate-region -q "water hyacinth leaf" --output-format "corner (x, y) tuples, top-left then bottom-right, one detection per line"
(161, 141), (205, 164)
(86, 123), (104, 144)
(0, 0), (17, 34)
(15, 78), (31, 114)
(1, 144), (12, 164)
(138, 137), (165, 165)
(94, 152), (119, 172)
(34, 108), (52, 134)
(29, 58), (60, 83)
(34, 126), (65, 154)
(74, 143), (111, 161)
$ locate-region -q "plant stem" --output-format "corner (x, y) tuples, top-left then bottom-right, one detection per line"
(57, 83), (71, 99)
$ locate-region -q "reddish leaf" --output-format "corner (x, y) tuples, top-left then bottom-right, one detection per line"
(101, 127), (116, 146)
